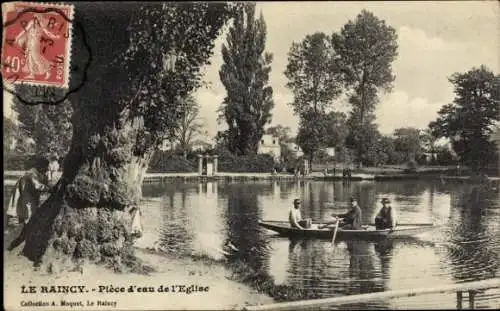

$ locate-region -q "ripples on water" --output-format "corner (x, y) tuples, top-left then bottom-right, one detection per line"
(137, 180), (500, 309)
(4, 179), (500, 309)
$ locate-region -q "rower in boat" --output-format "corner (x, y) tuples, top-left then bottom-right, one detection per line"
(374, 198), (397, 231)
(333, 197), (363, 229)
(319, 197), (363, 230)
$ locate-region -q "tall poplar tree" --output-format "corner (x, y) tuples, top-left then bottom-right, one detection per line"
(219, 2), (274, 155)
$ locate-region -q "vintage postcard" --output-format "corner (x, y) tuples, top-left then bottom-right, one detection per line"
(3, 1), (499, 311)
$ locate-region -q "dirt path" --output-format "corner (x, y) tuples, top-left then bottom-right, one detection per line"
(4, 237), (273, 310)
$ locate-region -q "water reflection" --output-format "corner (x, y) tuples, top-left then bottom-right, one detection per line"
(222, 183), (269, 271)
(446, 183), (499, 283)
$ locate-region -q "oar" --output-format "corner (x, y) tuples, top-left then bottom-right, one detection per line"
(331, 218), (340, 246)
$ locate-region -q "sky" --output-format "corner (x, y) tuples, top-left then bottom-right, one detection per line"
(4, 1), (499, 140)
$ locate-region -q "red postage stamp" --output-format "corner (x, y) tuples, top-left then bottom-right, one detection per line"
(1, 2), (74, 89)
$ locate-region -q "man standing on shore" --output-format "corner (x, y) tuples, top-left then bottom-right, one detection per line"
(6, 156), (50, 250)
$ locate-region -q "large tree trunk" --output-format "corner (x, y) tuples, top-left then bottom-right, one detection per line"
(21, 109), (155, 273)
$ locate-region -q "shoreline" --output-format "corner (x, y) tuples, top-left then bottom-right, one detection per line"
(4, 170), (499, 184)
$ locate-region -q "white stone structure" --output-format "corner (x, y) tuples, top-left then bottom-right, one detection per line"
(258, 134), (281, 161)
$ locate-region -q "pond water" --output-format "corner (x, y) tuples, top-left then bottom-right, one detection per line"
(137, 179), (500, 309)
(4, 179), (500, 309)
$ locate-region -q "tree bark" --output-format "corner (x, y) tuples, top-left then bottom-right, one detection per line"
(21, 110), (155, 273)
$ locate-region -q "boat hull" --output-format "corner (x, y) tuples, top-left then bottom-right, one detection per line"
(258, 220), (434, 240)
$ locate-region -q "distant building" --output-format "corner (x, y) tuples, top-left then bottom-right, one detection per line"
(158, 138), (213, 153)
(158, 139), (175, 151)
(258, 134), (281, 161)
(191, 140), (213, 152)
(324, 147), (335, 157)
(6, 136), (35, 152)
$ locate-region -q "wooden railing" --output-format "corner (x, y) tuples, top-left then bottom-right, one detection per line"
(244, 278), (500, 311)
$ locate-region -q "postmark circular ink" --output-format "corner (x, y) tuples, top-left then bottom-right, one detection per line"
(1, 2), (91, 106)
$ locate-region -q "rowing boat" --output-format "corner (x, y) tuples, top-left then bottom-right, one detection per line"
(258, 220), (435, 240)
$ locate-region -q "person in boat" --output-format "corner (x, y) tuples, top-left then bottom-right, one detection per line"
(332, 197), (363, 230)
(374, 198), (397, 230)
(289, 199), (311, 229)
(6, 156), (51, 250)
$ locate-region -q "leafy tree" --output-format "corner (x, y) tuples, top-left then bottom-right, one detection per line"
(4, 116), (18, 153)
(219, 2), (274, 155)
(296, 110), (329, 163)
(429, 66), (499, 169)
(265, 125), (293, 143)
(324, 111), (349, 149)
(345, 120), (381, 166)
(434, 145), (456, 166)
(332, 10), (398, 165)
(284, 32), (342, 116)
(420, 128), (439, 163)
(364, 135), (401, 166)
(21, 2), (236, 270)
(393, 127), (424, 163)
(285, 32), (343, 162)
(421, 128), (438, 154)
(175, 95), (205, 159)
(13, 87), (73, 158)
(378, 135), (398, 165)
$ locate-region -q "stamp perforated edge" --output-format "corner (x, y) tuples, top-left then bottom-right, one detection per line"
(1, 1), (75, 89)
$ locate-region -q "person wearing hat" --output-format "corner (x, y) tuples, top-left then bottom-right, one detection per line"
(375, 198), (397, 230)
(6, 156), (51, 250)
(289, 199), (311, 229)
(332, 197), (363, 230)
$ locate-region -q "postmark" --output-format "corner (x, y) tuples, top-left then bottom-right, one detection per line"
(1, 2), (74, 89)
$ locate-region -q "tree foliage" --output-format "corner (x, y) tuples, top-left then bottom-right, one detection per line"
(219, 2), (274, 155)
(265, 125), (293, 143)
(429, 66), (499, 169)
(13, 86), (73, 158)
(344, 120), (380, 166)
(324, 111), (349, 148)
(284, 32), (342, 116)
(284, 32), (345, 161)
(4, 116), (19, 153)
(91, 2), (238, 148)
(393, 127), (423, 162)
(296, 111), (328, 162)
(332, 10), (398, 164)
(420, 128), (438, 155)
